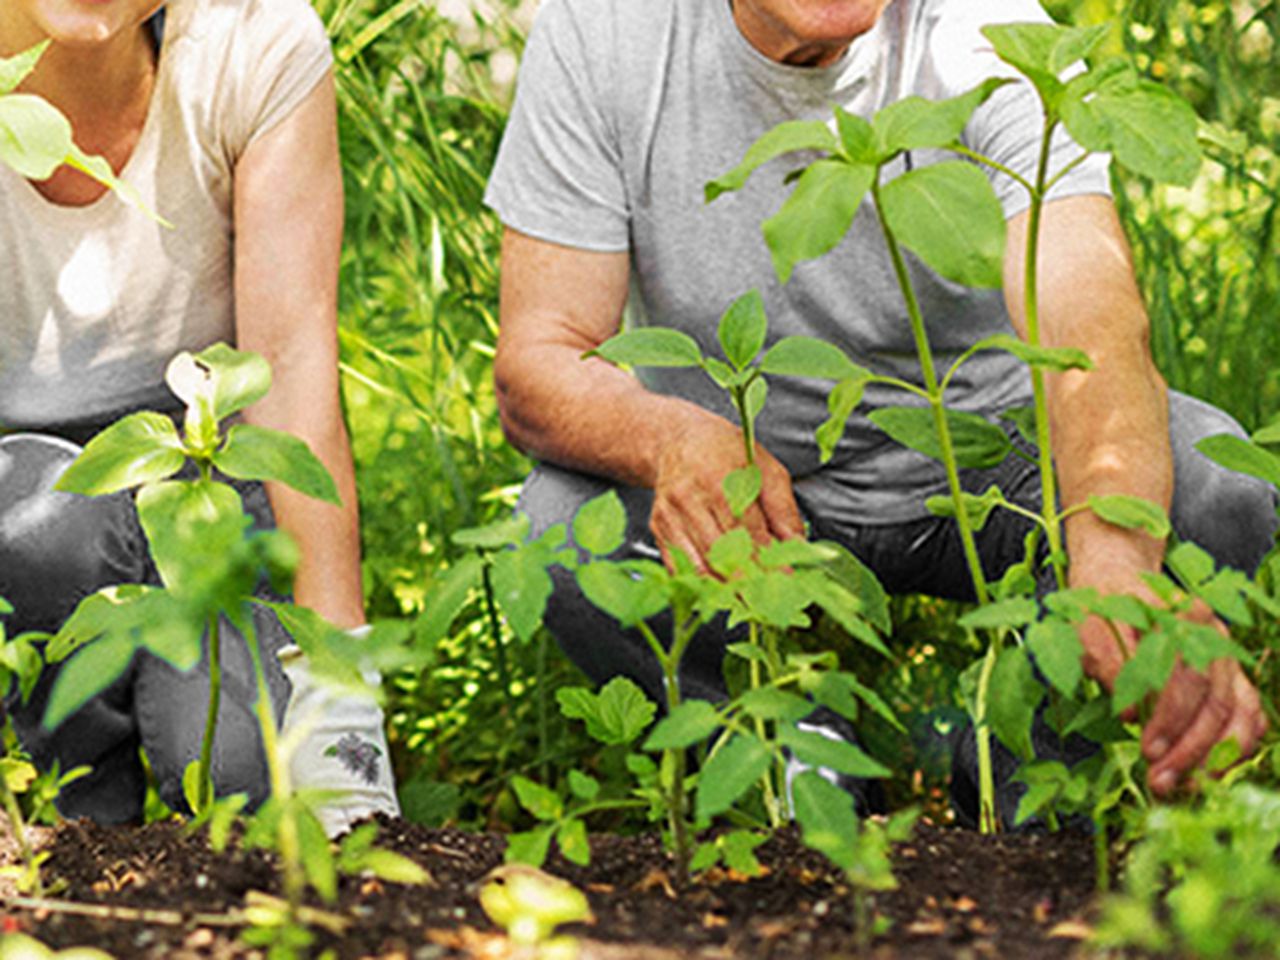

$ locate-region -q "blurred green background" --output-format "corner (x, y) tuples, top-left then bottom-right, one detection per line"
(317, 0), (1279, 828)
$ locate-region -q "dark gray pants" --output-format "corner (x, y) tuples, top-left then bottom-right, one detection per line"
(518, 392), (1279, 821)
(0, 433), (292, 824)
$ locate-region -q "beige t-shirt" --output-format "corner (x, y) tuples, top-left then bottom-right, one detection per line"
(0, 0), (333, 431)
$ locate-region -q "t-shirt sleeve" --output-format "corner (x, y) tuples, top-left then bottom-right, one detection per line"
(484, 0), (630, 253)
(222, 0), (334, 160)
(926, 0), (1112, 219)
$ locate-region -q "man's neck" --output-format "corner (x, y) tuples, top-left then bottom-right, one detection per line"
(730, 0), (853, 68)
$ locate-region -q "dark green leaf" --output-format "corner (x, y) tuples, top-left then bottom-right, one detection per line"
(874, 78), (1011, 156)
(791, 771), (857, 871)
(1000, 406), (1038, 449)
(398, 775), (462, 827)
(764, 160), (875, 284)
(44, 634), (136, 731)
(53, 412), (185, 495)
(778, 722), (891, 778)
(988, 646), (1041, 762)
(588, 328), (703, 368)
(736, 687), (813, 723)
(1088, 494), (1171, 539)
(879, 161), (1006, 288)
(511, 775), (563, 822)
(1026, 620), (1084, 696)
(567, 770), (600, 802)
(869, 406), (1011, 469)
(815, 541), (891, 635)
(644, 700), (721, 751)
(723, 465), (762, 519)
(214, 424), (340, 505)
(705, 120), (838, 202)
(696, 731), (772, 820)
(718, 290), (768, 370)
(1196, 434), (1280, 487)
(572, 490), (627, 557)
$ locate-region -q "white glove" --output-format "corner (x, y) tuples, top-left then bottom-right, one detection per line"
(277, 627), (401, 837)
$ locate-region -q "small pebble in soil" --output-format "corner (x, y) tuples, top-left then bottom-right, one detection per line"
(812, 900), (829, 917)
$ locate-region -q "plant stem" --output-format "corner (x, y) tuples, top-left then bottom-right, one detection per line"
(733, 382), (758, 468)
(196, 613), (222, 813)
(972, 638), (1000, 834)
(242, 614), (305, 915)
(479, 558), (515, 731)
(746, 622), (784, 828)
(0, 758), (42, 897)
(536, 627), (549, 785)
(1023, 118), (1067, 591)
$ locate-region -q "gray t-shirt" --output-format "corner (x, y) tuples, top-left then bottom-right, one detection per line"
(485, 0), (1111, 524)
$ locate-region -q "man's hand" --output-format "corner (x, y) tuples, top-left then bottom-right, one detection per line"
(1078, 596), (1267, 797)
(650, 415), (804, 573)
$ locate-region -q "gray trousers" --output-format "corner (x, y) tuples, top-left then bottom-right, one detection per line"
(518, 392), (1279, 823)
(0, 432), (292, 824)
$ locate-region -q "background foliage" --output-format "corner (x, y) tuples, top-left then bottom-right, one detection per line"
(315, 0), (1279, 828)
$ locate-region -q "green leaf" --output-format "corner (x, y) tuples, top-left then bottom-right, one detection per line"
(0, 41), (49, 94)
(967, 334), (1093, 372)
(397, 775), (462, 827)
(491, 546), (554, 644)
(1113, 632), (1175, 713)
(184, 344), (274, 422)
(791, 771), (857, 872)
(705, 119), (838, 202)
(1060, 69), (1201, 186)
(44, 634), (137, 731)
(297, 805), (338, 902)
(757, 538), (836, 570)
(723, 465), (762, 519)
(926, 485), (1007, 533)
(718, 290), (768, 370)
(511, 775), (563, 822)
(1166, 541), (1215, 589)
(988, 646), (1041, 762)
(878, 161), (1006, 289)
(801, 569), (891, 657)
(873, 78), (1011, 156)
(136, 480), (249, 596)
(557, 817), (591, 866)
(505, 825), (555, 868)
(735, 687), (813, 723)
(744, 376), (768, 426)
(452, 515), (531, 550)
(0, 93), (73, 180)
(981, 22), (1109, 97)
(1196, 434), (1280, 487)
(834, 106), (875, 162)
(815, 376), (868, 463)
(816, 671), (904, 733)
(764, 159), (875, 284)
(577, 560), (667, 628)
(53, 412), (185, 495)
(556, 676), (655, 746)
(696, 731), (772, 820)
(414, 554), (482, 650)
(567, 769), (600, 802)
(572, 490), (627, 557)
(644, 699), (721, 751)
(760, 336), (867, 382)
(720, 830), (767, 877)
(958, 597), (1039, 630)
(213, 424), (340, 505)
(1088, 494), (1171, 539)
(869, 406), (1012, 469)
(777, 722), (891, 778)
(1026, 620), (1084, 696)
(588, 327), (703, 368)
(353, 848), (433, 886)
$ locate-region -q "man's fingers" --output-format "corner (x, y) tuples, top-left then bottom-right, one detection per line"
(757, 463), (804, 541)
(1141, 663), (1207, 763)
(1147, 660), (1234, 795)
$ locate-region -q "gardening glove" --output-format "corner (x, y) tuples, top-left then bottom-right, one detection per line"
(277, 627), (400, 837)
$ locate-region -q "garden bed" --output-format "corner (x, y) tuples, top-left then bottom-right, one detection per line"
(1, 814), (1104, 959)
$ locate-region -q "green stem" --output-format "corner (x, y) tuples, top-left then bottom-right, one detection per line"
(734, 383), (758, 468)
(973, 637), (1000, 834)
(1094, 821), (1110, 893)
(479, 558), (515, 727)
(639, 618), (694, 886)
(536, 628), (549, 785)
(1024, 117), (1068, 592)
(242, 614), (304, 914)
(746, 623), (784, 828)
(196, 614), (222, 814)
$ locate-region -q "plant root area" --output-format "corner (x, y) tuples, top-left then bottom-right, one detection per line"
(1, 814), (1106, 959)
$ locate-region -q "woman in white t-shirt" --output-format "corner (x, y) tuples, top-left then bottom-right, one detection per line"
(0, 0), (395, 829)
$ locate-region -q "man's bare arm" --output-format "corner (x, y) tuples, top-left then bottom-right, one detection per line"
(495, 228), (803, 570)
(1004, 194), (1265, 792)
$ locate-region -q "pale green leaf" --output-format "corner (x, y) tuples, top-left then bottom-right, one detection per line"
(718, 290), (768, 370)
(0, 41), (49, 94)
(1026, 620), (1084, 696)
(572, 490), (627, 557)
(705, 119), (838, 202)
(1196, 434), (1280, 487)
(1088, 494), (1171, 539)
(511, 775), (563, 822)
(0, 93), (73, 180)
(723, 465), (762, 519)
(54, 411), (185, 495)
(213, 424), (340, 505)
(777, 722), (891, 778)
(815, 376), (868, 463)
(791, 771), (857, 871)
(764, 160), (875, 284)
(760, 336), (866, 381)
(588, 328), (703, 368)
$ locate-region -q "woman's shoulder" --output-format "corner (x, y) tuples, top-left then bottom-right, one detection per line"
(167, 0), (330, 66)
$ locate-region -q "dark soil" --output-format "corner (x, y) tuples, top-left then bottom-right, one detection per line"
(1, 814), (1104, 959)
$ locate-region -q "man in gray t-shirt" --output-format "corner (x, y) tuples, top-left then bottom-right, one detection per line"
(485, 0), (1274, 818)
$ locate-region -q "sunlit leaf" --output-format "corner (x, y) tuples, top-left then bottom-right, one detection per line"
(764, 159), (875, 284)
(587, 327), (703, 368)
(723, 465), (762, 519)
(214, 424), (340, 505)
(705, 119), (838, 202)
(718, 290), (768, 370)
(1088, 494), (1171, 539)
(53, 412), (185, 495)
(873, 78), (1011, 156)
(572, 490), (627, 557)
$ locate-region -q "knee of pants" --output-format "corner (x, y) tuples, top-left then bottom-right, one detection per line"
(0, 434), (142, 632)
(1169, 394), (1279, 574)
